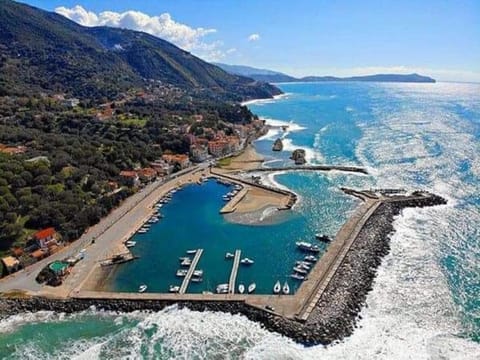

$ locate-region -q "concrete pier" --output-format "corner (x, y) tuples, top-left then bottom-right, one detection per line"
(179, 249), (204, 294)
(228, 250), (241, 294)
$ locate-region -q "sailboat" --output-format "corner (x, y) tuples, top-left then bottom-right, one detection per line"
(238, 284), (245, 294)
(282, 281), (290, 295)
(273, 280), (281, 294)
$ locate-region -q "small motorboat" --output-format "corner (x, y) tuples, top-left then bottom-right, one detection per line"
(295, 261), (311, 270)
(169, 285), (180, 293)
(225, 252), (235, 259)
(315, 233), (331, 242)
(273, 280), (281, 294)
(290, 273), (305, 280)
(179, 256), (190, 262)
(137, 229), (147, 234)
(186, 249), (197, 255)
(282, 281), (290, 295)
(125, 241), (136, 248)
(176, 269), (188, 277)
(240, 258), (254, 265)
(193, 270), (203, 277)
(181, 259), (192, 267)
(248, 283), (256, 293)
(216, 283), (229, 294)
(191, 277), (203, 283)
(138, 284), (148, 293)
(304, 255), (318, 262)
(296, 241), (320, 253)
(238, 284), (245, 294)
(293, 266), (308, 275)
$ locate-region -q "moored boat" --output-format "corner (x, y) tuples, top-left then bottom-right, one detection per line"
(240, 258), (254, 265)
(304, 255), (318, 262)
(282, 281), (290, 295)
(293, 266), (308, 275)
(125, 241), (136, 248)
(186, 249), (197, 254)
(138, 284), (148, 293)
(248, 283), (256, 293)
(315, 233), (331, 242)
(191, 277), (203, 283)
(216, 283), (229, 294)
(290, 273), (305, 280)
(176, 269), (188, 277)
(238, 284), (245, 294)
(273, 280), (281, 294)
(193, 270), (203, 277)
(296, 241), (320, 253)
(180, 259), (192, 267)
(225, 252), (234, 259)
(169, 285), (180, 293)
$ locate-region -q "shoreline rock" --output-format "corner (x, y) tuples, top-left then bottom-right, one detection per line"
(272, 138), (283, 151)
(290, 149), (306, 165)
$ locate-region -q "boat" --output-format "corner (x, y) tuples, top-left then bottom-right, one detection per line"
(186, 249), (197, 254)
(282, 281), (290, 295)
(225, 252), (235, 259)
(176, 269), (188, 277)
(138, 284), (147, 293)
(216, 283), (229, 294)
(169, 285), (180, 293)
(293, 266), (308, 274)
(193, 270), (203, 277)
(273, 280), (281, 294)
(137, 229), (147, 234)
(181, 259), (192, 267)
(240, 258), (254, 265)
(125, 241), (136, 248)
(296, 241), (320, 253)
(191, 277), (203, 283)
(290, 273), (305, 280)
(304, 255), (318, 262)
(315, 233), (331, 242)
(248, 283), (256, 293)
(179, 256), (190, 262)
(238, 284), (245, 294)
(295, 261), (311, 270)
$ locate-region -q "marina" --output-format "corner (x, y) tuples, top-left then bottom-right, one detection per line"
(228, 250), (241, 294)
(179, 249), (204, 294)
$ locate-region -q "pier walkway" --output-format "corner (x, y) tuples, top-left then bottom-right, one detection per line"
(242, 165), (368, 175)
(179, 249), (204, 294)
(229, 250), (241, 294)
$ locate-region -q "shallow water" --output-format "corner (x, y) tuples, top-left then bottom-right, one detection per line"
(1, 82), (479, 359)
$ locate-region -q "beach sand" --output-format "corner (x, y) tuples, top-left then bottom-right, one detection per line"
(220, 144), (265, 171)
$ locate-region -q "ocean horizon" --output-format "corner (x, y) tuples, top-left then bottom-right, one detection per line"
(1, 81), (479, 359)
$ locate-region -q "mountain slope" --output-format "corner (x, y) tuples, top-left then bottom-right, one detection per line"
(216, 63), (436, 84)
(0, 0), (281, 100)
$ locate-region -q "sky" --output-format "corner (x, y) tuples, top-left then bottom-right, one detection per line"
(22, 0), (480, 82)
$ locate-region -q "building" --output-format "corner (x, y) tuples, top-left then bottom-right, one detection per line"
(34, 227), (58, 249)
(31, 248), (48, 261)
(208, 140), (229, 157)
(162, 154), (191, 170)
(62, 98), (80, 107)
(189, 144), (209, 162)
(1, 256), (20, 274)
(0, 144), (27, 155)
(119, 170), (140, 187)
(137, 167), (157, 182)
(150, 160), (173, 176)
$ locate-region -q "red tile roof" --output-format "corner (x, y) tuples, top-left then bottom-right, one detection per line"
(34, 227), (56, 240)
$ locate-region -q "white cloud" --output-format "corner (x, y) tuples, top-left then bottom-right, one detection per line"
(55, 5), (225, 61)
(248, 33), (260, 42)
(226, 48), (237, 54)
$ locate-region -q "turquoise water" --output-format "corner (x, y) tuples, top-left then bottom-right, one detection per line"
(1, 82), (480, 359)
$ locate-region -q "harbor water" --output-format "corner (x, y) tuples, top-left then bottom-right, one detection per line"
(1, 82), (479, 359)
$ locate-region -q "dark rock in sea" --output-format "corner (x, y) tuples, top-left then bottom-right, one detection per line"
(272, 138), (283, 151)
(290, 149), (306, 165)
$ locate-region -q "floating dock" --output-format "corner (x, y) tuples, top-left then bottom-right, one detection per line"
(179, 249), (204, 294)
(228, 250), (241, 294)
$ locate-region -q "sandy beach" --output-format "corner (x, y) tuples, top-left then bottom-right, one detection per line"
(219, 144), (265, 171)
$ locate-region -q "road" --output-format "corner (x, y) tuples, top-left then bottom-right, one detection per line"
(0, 165), (203, 296)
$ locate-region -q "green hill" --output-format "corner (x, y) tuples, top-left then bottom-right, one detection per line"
(0, 0), (281, 101)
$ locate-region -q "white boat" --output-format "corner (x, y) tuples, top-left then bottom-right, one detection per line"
(138, 284), (147, 293)
(169, 285), (180, 293)
(238, 284), (245, 294)
(273, 280), (281, 294)
(176, 269), (188, 277)
(282, 281), (290, 295)
(193, 270), (203, 277)
(137, 229), (147, 234)
(296, 241), (320, 253)
(248, 283), (256, 293)
(240, 258), (254, 265)
(125, 241), (136, 248)
(181, 259), (192, 267)
(225, 252), (234, 259)
(295, 261), (311, 270)
(179, 256), (190, 262)
(315, 233), (331, 242)
(186, 249), (197, 254)
(293, 266), (308, 275)
(304, 255), (318, 262)
(290, 273), (305, 280)
(191, 277), (203, 283)
(216, 283), (229, 294)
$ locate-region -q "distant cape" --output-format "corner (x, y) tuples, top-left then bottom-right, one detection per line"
(214, 63), (436, 84)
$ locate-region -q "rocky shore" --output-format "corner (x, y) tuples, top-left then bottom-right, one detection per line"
(0, 194), (446, 346)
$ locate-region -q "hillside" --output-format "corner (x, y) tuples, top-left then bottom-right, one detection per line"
(0, 0), (281, 101)
(216, 63), (436, 84)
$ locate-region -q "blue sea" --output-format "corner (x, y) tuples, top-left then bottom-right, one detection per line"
(1, 82), (479, 359)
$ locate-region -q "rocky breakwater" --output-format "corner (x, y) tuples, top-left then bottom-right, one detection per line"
(290, 149), (306, 165)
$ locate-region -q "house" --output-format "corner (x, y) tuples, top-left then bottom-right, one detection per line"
(162, 154), (190, 170)
(1, 256), (20, 274)
(34, 227), (58, 248)
(208, 140), (229, 157)
(62, 98), (80, 107)
(150, 160), (173, 176)
(137, 168), (157, 182)
(119, 170), (140, 187)
(0, 144), (27, 155)
(190, 144), (209, 162)
(31, 249), (48, 261)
